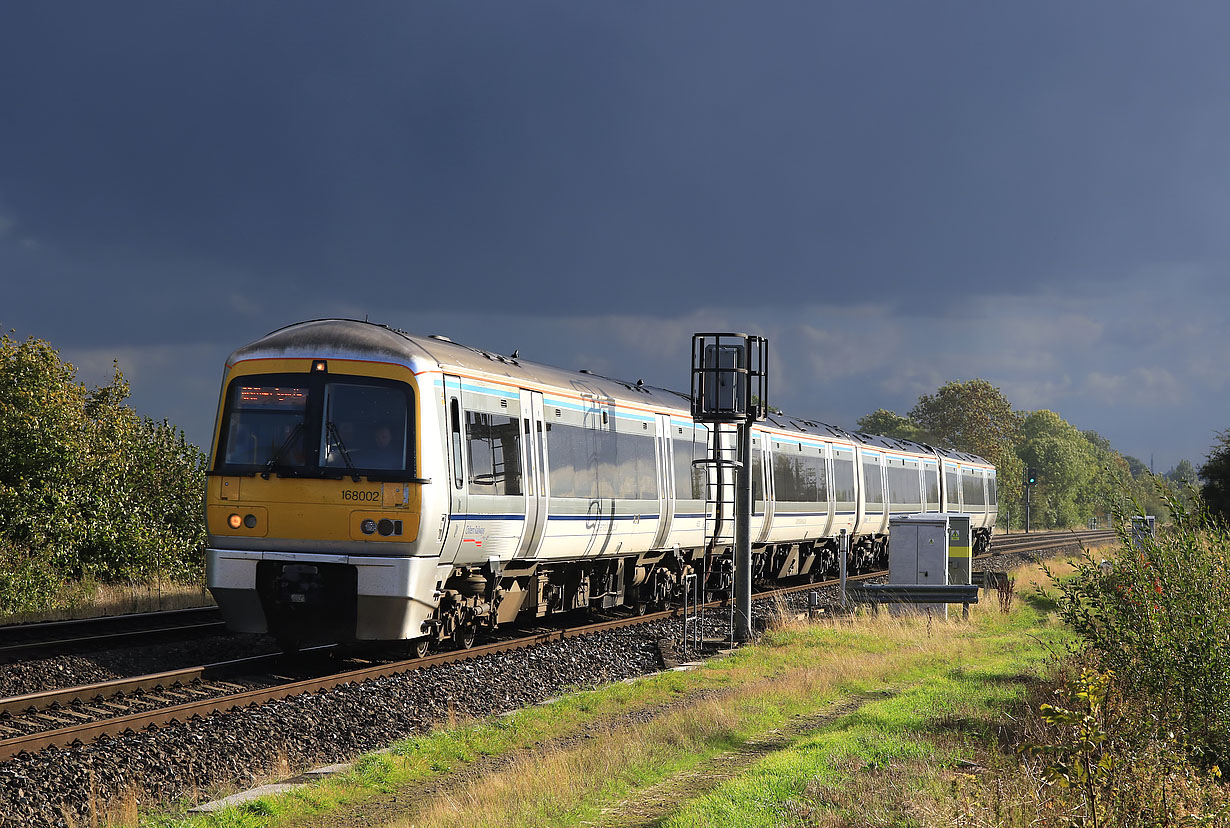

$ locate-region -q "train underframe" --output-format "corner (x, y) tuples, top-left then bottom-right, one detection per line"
(364, 534), (893, 655)
(252, 527), (991, 653)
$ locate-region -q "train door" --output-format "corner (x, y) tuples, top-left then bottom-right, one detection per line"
(457, 382), (528, 560)
(651, 413), (674, 549)
(757, 434), (774, 543)
(517, 390), (548, 559)
(440, 375), (468, 559)
(750, 431), (771, 543)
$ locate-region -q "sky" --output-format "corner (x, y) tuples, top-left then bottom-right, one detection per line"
(2, 1), (1227, 473)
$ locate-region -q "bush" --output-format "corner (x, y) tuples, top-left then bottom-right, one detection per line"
(1046, 488), (1230, 766)
(1020, 667), (1229, 827)
(0, 333), (206, 613)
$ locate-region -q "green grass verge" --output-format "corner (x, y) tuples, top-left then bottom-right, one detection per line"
(662, 594), (1074, 826)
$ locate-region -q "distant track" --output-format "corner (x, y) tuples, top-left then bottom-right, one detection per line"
(0, 606), (225, 664)
(0, 527), (1116, 763)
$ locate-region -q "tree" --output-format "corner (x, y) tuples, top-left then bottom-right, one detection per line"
(909, 379), (1023, 459)
(909, 379), (1025, 522)
(1200, 430), (1230, 525)
(1081, 430), (1135, 524)
(0, 333), (206, 613)
(1018, 410), (1098, 528)
(855, 409), (933, 443)
(1165, 459), (1198, 487)
(1122, 455), (1150, 479)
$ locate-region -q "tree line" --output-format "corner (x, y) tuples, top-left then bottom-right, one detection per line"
(857, 379), (1228, 530)
(0, 333), (206, 614)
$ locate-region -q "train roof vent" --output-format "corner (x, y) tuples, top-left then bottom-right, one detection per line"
(428, 335), (452, 342)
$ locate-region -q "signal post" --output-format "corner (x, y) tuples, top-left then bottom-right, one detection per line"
(691, 333), (768, 644)
(1024, 467), (1037, 533)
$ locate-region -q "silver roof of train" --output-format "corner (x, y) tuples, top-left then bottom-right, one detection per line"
(230, 319), (991, 466)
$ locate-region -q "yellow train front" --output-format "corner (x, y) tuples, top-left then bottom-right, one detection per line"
(204, 320), (449, 650)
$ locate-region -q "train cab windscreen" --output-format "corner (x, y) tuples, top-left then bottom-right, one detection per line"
(321, 383), (408, 472)
(215, 373), (414, 478)
(221, 383), (310, 468)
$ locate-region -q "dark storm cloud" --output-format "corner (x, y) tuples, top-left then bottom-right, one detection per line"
(4, 1), (1230, 472)
(5, 1), (1230, 325)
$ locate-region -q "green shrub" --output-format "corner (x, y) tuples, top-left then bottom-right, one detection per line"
(1047, 488), (1230, 766)
(0, 333), (206, 613)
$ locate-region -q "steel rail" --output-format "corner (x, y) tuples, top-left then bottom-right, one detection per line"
(0, 527), (1117, 762)
(0, 652), (286, 718)
(0, 606), (225, 663)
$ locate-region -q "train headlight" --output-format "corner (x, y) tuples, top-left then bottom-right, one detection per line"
(243, 514), (257, 528)
(228, 514), (242, 529)
(377, 518), (395, 536)
(361, 519), (377, 535)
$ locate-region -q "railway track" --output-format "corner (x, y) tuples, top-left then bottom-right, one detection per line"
(0, 606), (225, 664)
(0, 527), (1114, 764)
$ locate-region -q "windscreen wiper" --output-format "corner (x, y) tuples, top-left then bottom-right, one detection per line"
(262, 422), (305, 479)
(326, 420), (362, 482)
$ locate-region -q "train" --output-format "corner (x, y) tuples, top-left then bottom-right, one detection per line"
(204, 319), (998, 651)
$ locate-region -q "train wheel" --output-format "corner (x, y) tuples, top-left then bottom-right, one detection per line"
(452, 625), (476, 650)
(411, 637), (431, 658)
(634, 602), (647, 616)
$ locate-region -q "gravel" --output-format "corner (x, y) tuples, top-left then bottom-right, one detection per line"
(0, 621), (670, 827)
(0, 633), (278, 698)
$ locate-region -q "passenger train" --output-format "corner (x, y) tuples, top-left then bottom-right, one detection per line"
(205, 319), (998, 651)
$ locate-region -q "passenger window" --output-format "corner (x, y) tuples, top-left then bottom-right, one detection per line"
(773, 451), (827, 502)
(962, 470), (985, 508)
(673, 425), (706, 501)
(465, 411), (522, 496)
(832, 452), (855, 505)
(862, 458), (884, 508)
(545, 421), (658, 500)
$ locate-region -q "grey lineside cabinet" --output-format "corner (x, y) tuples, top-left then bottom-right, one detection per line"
(888, 514), (950, 619)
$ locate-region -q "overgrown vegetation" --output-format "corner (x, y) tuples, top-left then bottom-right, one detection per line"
(0, 332), (206, 615)
(1023, 489), (1230, 825)
(858, 378), (1181, 529)
(1048, 492), (1230, 762)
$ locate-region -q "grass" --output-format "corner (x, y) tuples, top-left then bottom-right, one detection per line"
(0, 578), (214, 625)
(134, 557), (1081, 828)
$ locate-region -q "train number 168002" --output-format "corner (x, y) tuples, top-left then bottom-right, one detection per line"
(341, 490), (380, 502)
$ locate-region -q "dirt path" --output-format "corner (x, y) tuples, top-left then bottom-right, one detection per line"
(592, 691), (895, 828)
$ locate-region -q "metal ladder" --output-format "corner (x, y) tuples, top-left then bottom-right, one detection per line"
(701, 422), (738, 548)
(690, 422), (740, 648)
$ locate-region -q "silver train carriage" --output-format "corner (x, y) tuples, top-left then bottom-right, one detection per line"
(204, 319), (998, 649)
